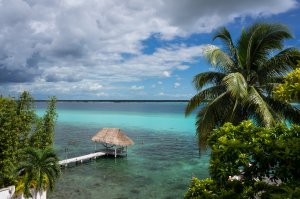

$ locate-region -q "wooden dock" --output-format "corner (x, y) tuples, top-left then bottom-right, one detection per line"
(59, 151), (106, 166)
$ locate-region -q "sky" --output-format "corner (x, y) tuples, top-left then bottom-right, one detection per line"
(0, 0), (300, 100)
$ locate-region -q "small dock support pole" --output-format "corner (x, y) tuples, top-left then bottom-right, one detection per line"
(114, 146), (117, 158)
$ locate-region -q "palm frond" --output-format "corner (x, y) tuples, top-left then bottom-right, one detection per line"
(213, 27), (237, 60)
(195, 92), (232, 146)
(247, 86), (275, 126)
(16, 147), (61, 196)
(193, 72), (226, 90)
(223, 72), (248, 100)
(259, 48), (300, 79)
(204, 46), (235, 72)
(265, 97), (300, 124)
(185, 85), (226, 116)
(246, 23), (293, 72)
(237, 28), (248, 68)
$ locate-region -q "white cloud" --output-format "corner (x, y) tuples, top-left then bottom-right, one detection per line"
(163, 71), (171, 77)
(130, 85), (144, 90)
(96, 92), (109, 97)
(157, 81), (163, 85)
(158, 92), (165, 96)
(174, 82), (180, 88)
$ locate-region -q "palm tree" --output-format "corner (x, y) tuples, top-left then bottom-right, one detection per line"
(185, 23), (300, 146)
(16, 147), (61, 198)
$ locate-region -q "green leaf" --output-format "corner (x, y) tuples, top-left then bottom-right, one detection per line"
(223, 72), (248, 100)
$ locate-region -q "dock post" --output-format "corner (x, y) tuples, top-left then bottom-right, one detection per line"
(114, 146), (117, 158)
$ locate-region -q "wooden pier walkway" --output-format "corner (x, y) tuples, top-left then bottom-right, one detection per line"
(59, 151), (106, 166)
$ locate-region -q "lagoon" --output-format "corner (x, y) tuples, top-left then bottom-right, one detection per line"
(36, 102), (210, 199)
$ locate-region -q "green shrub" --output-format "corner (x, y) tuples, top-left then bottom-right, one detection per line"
(185, 121), (300, 198)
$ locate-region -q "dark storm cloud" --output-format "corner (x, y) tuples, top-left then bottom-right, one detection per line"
(0, 66), (40, 83)
(160, 0), (298, 32)
(45, 74), (81, 82)
(0, 52), (43, 83)
(49, 42), (86, 58)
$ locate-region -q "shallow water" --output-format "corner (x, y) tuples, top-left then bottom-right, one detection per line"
(36, 102), (209, 199)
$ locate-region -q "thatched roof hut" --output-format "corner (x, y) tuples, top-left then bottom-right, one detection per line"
(91, 128), (134, 146)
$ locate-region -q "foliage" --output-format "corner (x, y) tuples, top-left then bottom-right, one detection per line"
(0, 92), (36, 187)
(185, 23), (300, 145)
(0, 92), (58, 189)
(185, 178), (300, 199)
(15, 147), (61, 198)
(273, 62), (300, 102)
(208, 121), (300, 185)
(185, 178), (219, 199)
(30, 97), (57, 149)
(185, 121), (300, 198)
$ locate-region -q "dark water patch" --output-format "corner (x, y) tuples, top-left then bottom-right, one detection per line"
(144, 164), (164, 171)
(130, 189), (140, 194)
(164, 196), (176, 199)
(132, 175), (154, 187)
(93, 182), (101, 187)
(172, 182), (189, 190)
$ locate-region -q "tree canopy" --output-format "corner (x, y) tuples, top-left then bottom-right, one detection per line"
(185, 23), (300, 145)
(0, 92), (58, 189)
(16, 147), (60, 198)
(0, 92), (36, 186)
(30, 97), (57, 149)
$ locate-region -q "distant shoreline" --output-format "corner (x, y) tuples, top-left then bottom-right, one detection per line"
(35, 100), (191, 102)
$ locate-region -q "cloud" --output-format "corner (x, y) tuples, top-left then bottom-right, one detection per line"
(0, 66), (41, 83)
(0, 0), (297, 98)
(0, 44), (205, 98)
(174, 82), (180, 88)
(158, 0), (298, 34)
(163, 71), (171, 77)
(130, 85), (144, 90)
(96, 92), (109, 97)
(151, 81), (163, 89)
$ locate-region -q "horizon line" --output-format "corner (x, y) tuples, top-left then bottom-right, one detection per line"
(35, 99), (190, 102)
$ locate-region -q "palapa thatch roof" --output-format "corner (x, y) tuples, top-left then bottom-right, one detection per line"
(91, 128), (134, 146)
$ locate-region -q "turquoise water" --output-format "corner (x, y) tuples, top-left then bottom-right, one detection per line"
(36, 102), (210, 199)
